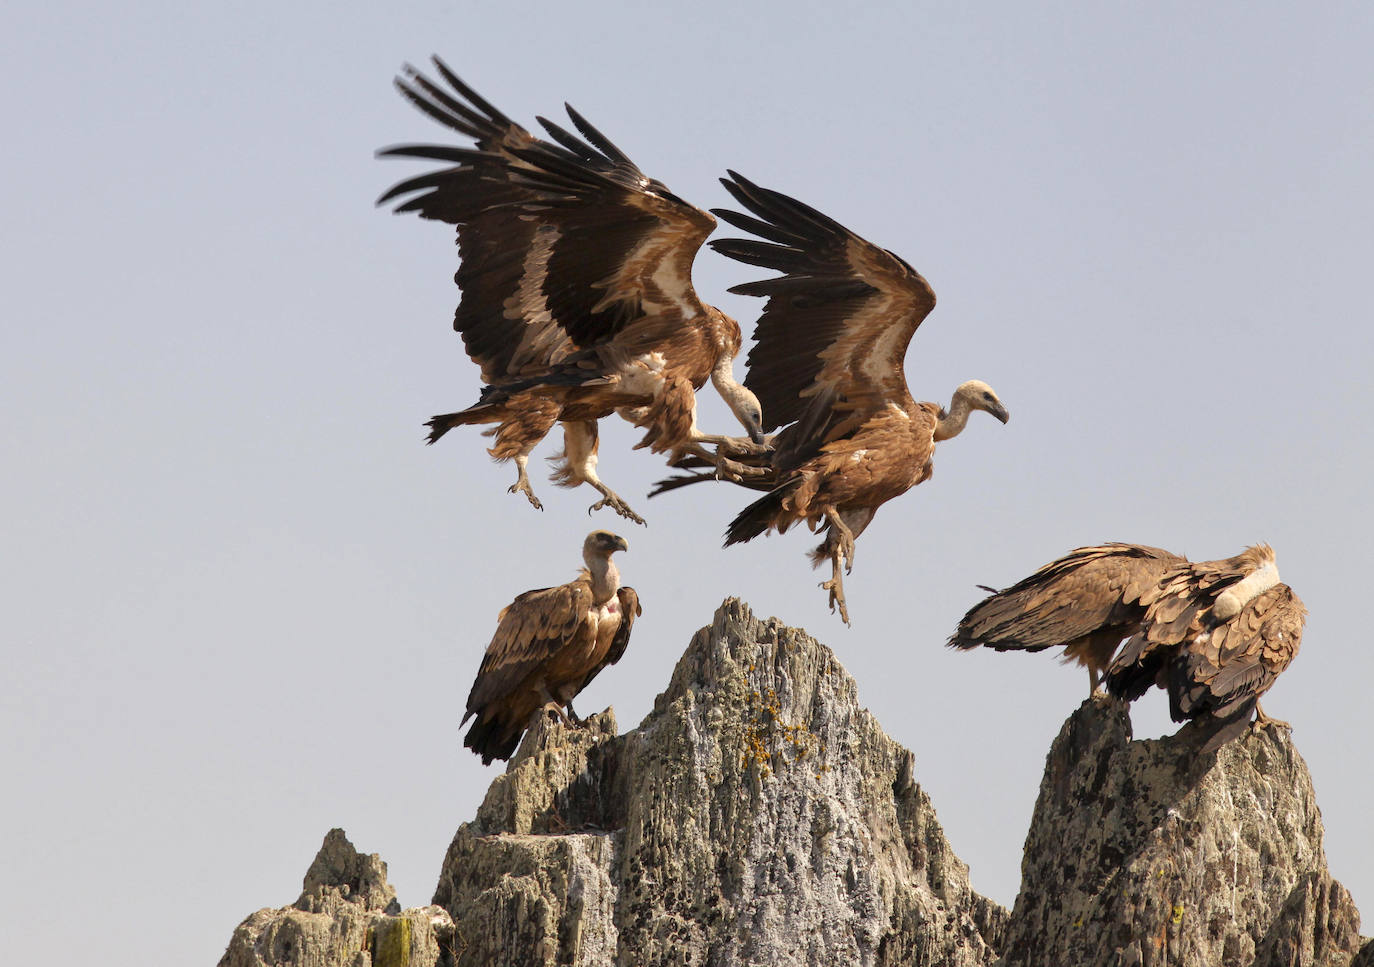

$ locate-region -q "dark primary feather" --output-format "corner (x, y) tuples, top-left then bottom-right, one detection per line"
(710, 170), (936, 440)
(378, 59), (715, 384)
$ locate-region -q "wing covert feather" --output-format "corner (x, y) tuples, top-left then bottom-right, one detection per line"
(464, 582), (591, 714)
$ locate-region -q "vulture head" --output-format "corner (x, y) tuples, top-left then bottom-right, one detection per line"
(956, 379), (1011, 425)
(583, 529), (630, 561)
(936, 380), (1010, 440)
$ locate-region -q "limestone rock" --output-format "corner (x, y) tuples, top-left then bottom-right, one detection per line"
(999, 696), (1366, 967)
(218, 828), (455, 967)
(433, 598), (1008, 966)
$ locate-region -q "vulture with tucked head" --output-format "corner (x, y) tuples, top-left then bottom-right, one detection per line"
(654, 173), (1009, 623)
(378, 59), (765, 525)
(461, 529), (640, 765)
(951, 543), (1305, 751)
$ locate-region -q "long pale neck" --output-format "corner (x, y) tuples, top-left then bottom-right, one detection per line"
(934, 393), (973, 442)
(584, 555), (621, 605)
(710, 357), (746, 400)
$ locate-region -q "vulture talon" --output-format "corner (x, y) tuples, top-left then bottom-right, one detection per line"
(589, 495), (646, 526)
(508, 480), (544, 511)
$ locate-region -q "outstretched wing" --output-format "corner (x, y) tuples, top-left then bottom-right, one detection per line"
(949, 544), (1183, 655)
(711, 171), (938, 452)
(378, 58), (717, 383)
(462, 580), (592, 720)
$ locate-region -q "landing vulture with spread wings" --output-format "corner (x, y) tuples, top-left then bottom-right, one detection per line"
(951, 543), (1305, 750)
(378, 59), (764, 524)
(654, 173), (1009, 623)
(461, 530), (640, 765)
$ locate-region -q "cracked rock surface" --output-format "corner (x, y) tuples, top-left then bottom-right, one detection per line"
(217, 598), (1368, 967)
(434, 598), (1006, 967)
(999, 696), (1367, 967)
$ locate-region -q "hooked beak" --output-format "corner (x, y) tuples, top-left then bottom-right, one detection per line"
(746, 418), (767, 445)
(990, 402), (1010, 425)
(612, 535), (629, 553)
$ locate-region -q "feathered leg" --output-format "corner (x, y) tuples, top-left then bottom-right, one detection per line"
(552, 420), (646, 526)
(476, 392), (561, 512)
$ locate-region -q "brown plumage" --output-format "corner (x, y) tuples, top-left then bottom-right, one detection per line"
(461, 530), (640, 765)
(951, 543), (1305, 750)
(654, 172), (1009, 623)
(1106, 544), (1305, 752)
(378, 59), (765, 525)
(949, 543), (1184, 693)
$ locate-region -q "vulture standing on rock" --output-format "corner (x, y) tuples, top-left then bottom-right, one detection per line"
(653, 172), (1009, 624)
(950, 543), (1305, 751)
(377, 59), (765, 525)
(461, 530), (640, 765)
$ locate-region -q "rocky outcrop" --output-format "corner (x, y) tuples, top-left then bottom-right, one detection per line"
(433, 598), (1007, 966)
(218, 829), (454, 967)
(999, 695), (1366, 967)
(218, 598), (1368, 967)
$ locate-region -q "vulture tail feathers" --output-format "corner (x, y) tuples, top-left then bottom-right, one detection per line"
(1195, 698), (1259, 756)
(424, 402), (501, 444)
(461, 714), (521, 766)
(725, 479), (802, 546)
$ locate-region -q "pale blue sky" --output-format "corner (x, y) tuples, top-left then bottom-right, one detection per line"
(4, 2), (1372, 962)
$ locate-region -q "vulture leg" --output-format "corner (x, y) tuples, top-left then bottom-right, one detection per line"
(508, 454), (543, 511)
(1087, 665), (1101, 697)
(535, 684), (574, 728)
(483, 394), (562, 511)
(554, 420), (646, 526)
(820, 548), (852, 626)
(1252, 702), (1291, 731)
(824, 508), (857, 574)
(564, 700), (583, 726)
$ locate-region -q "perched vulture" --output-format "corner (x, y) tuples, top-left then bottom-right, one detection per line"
(377, 58), (765, 525)
(461, 530), (640, 765)
(654, 172), (1009, 623)
(951, 543), (1305, 750)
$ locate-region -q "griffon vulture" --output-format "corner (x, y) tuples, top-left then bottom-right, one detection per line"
(951, 543), (1305, 750)
(377, 59), (765, 525)
(461, 530), (640, 765)
(654, 172), (1009, 623)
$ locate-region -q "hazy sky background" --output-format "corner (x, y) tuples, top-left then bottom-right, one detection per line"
(5, 2), (1372, 963)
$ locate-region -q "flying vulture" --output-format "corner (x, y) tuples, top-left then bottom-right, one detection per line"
(461, 529), (640, 765)
(377, 59), (765, 525)
(654, 172), (1009, 623)
(951, 543), (1305, 750)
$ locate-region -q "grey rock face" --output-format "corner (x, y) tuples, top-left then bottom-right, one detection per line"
(999, 695), (1366, 967)
(218, 599), (1368, 967)
(433, 598), (1007, 967)
(218, 828), (455, 967)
